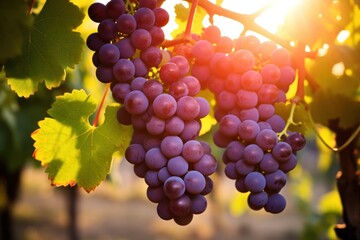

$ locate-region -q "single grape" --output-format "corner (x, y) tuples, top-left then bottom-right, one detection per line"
(169, 195), (192, 217)
(265, 169), (286, 193)
(124, 90), (149, 115)
(244, 171), (266, 193)
(184, 170), (206, 194)
(193, 154), (217, 176)
(259, 153), (279, 173)
(238, 119), (260, 142)
(134, 7), (155, 30)
(98, 43), (120, 66)
(88, 2), (108, 23)
(145, 147), (167, 170)
(147, 186), (166, 203)
(248, 191), (268, 210)
(176, 96), (201, 121)
(182, 140), (204, 163)
(163, 176), (186, 199)
(219, 114), (241, 138)
(255, 128), (278, 151)
(191, 195), (207, 214)
(167, 156), (189, 177)
(224, 141), (245, 162)
(152, 94), (177, 119)
(116, 13), (136, 34)
(264, 193), (286, 213)
(272, 142), (293, 162)
(243, 144), (264, 165)
(192, 40), (214, 64)
(160, 136), (184, 158)
(240, 70), (262, 92)
(235, 159), (255, 176)
(113, 59), (135, 82)
(125, 143), (146, 165)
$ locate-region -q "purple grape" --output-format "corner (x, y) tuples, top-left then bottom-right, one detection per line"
(169, 55), (190, 76)
(192, 40), (214, 64)
(96, 65), (114, 83)
(182, 140), (204, 163)
(176, 96), (200, 121)
(180, 120), (201, 141)
(98, 43), (120, 66)
(158, 167), (171, 183)
(113, 59), (135, 82)
(258, 104), (275, 120)
(184, 170), (206, 194)
(195, 97), (210, 119)
(87, 33), (105, 51)
(157, 199), (173, 220)
(165, 116), (184, 135)
(244, 172), (266, 193)
(272, 142), (293, 162)
(124, 90), (149, 115)
(256, 129), (278, 151)
(259, 153), (279, 173)
(130, 77), (146, 90)
(132, 58), (148, 77)
(116, 106), (132, 125)
(153, 7), (169, 27)
(143, 79), (163, 101)
(88, 2), (108, 23)
(106, 0), (126, 20)
(224, 141), (245, 162)
(236, 89), (258, 109)
(140, 46), (162, 67)
(201, 176), (214, 195)
(238, 119), (260, 142)
(182, 76), (201, 96)
(152, 94), (177, 119)
(163, 176), (185, 199)
(238, 108), (259, 122)
(98, 19), (117, 42)
(145, 170), (161, 187)
(116, 13), (136, 34)
(145, 147), (167, 170)
(159, 62), (180, 85)
(147, 186), (166, 203)
(149, 26), (165, 45)
(219, 114), (241, 138)
(279, 154), (297, 173)
(248, 191), (268, 210)
(169, 81), (189, 100)
(235, 159), (255, 176)
(167, 156), (189, 177)
(131, 29), (152, 50)
(264, 193), (286, 213)
(224, 162), (239, 180)
(266, 114), (285, 132)
(125, 143), (145, 165)
(146, 116), (165, 135)
(243, 144), (264, 165)
(285, 132), (306, 152)
(193, 154), (217, 176)
(240, 70), (262, 91)
(133, 162), (148, 178)
(265, 169), (286, 193)
(160, 136), (184, 158)
(169, 195), (192, 217)
(115, 38), (135, 59)
(235, 177), (247, 193)
(191, 195), (207, 214)
(134, 7), (155, 30)
(111, 83), (131, 103)
(261, 63), (281, 84)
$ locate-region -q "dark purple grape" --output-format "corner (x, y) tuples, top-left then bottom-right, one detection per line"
(125, 143), (145, 165)
(244, 172), (266, 193)
(163, 176), (186, 199)
(167, 156), (189, 177)
(116, 13), (136, 34)
(134, 7), (155, 30)
(248, 191), (268, 210)
(169, 194), (192, 217)
(98, 19), (117, 42)
(88, 2), (108, 23)
(106, 0), (126, 20)
(191, 195), (207, 214)
(264, 193), (286, 213)
(285, 132), (306, 152)
(147, 186), (166, 203)
(265, 169), (286, 193)
(272, 142), (293, 162)
(145, 147), (167, 170)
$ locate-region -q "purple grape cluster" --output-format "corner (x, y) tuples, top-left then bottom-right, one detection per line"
(123, 55), (218, 225)
(87, 0), (169, 84)
(187, 25), (306, 213)
(87, 0), (217, 225)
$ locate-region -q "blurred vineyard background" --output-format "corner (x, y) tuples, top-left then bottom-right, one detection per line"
(1, 0), (359, 239)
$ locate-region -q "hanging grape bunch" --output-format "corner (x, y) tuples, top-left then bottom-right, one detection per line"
(86, 0), (306, 225)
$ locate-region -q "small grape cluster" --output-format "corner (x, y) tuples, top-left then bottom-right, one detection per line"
(186, 26), (306, 213)
(87, 0), (217, 225)
(86, 0), (169, 84)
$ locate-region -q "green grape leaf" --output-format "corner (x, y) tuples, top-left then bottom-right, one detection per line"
(0, 0), (32, 64)
(4, 0), (85, 98)
(309, 45), (360, 98)
(309, 90), (360, 129)
(275, 102), (310, 135)
(32, 90), (132, 192)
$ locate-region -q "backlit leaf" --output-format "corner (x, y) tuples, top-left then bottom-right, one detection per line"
(4, 0), (85, 97)
(32, 89), (132, 192)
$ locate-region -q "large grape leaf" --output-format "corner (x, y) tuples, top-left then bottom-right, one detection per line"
(0, 0), (32, 64)
(4, 0), (85, 98)
(32, 90), (132, 192)
(309, 90), (360, 129)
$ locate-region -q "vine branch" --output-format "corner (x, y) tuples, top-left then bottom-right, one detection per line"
(92, 84), (110, 127)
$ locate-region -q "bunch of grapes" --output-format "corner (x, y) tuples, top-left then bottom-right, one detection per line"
(185, 26), (306, 213)
(87, 0), (217, 225)
(87, 0), (307, 224)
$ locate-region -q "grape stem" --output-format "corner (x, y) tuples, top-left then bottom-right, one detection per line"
(92, 83), (110, 127)
(306, 107), (360, 152)
(184, 0), (199, 38)
(277, 100), (302, 140)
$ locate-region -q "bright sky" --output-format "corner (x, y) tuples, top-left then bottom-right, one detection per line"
(161, 0), (302, 40)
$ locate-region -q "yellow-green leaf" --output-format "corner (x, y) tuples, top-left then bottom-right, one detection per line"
(32, 90), (132, 192)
